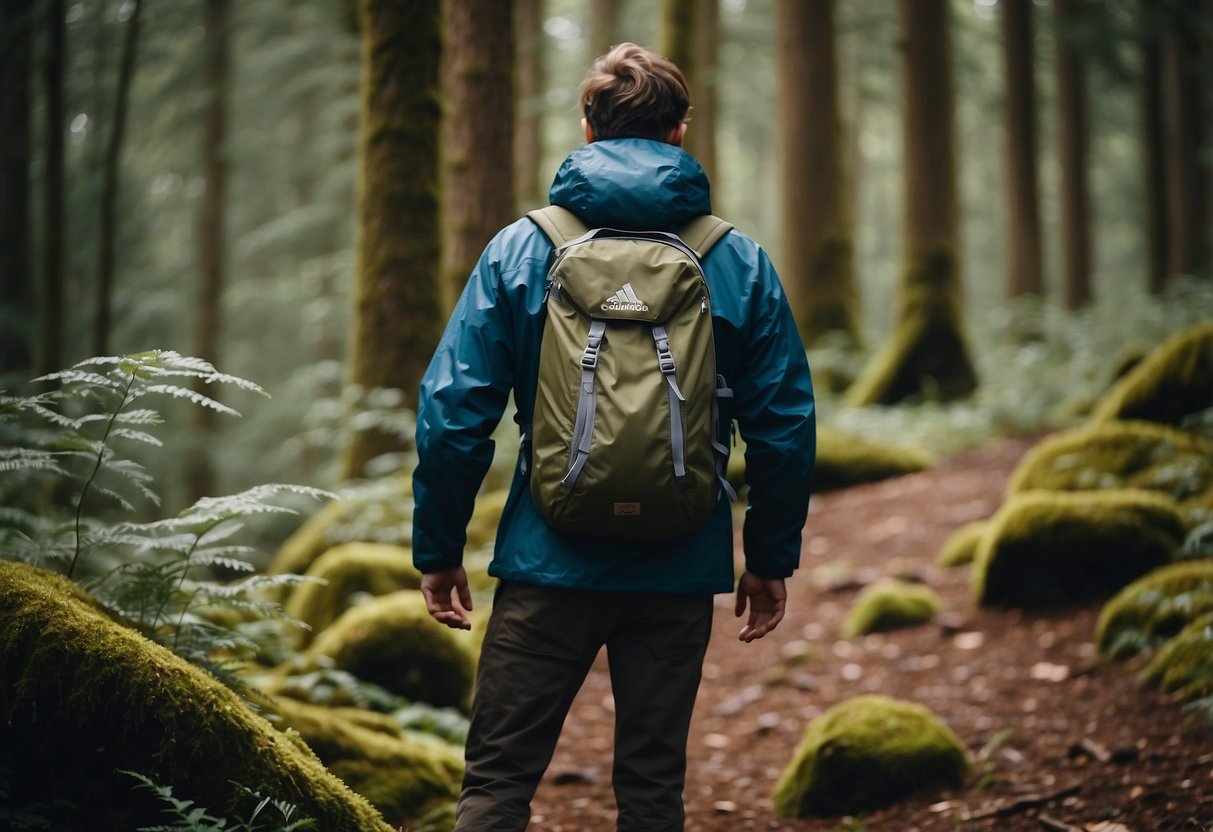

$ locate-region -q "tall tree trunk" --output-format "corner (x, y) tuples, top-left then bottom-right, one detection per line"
(515, 0), (545, 210)
(341, 0), (444, 480)
(1140, 0), (1168, 295)
(659, 0), (695, 82)
(1054, 0), (1092, 310)
(1000, 0), (1044, 299)
(185, 0), (230, 502)
(846, 0), (977, 406)
(95, 0), (144, 356)
(441, 0), (515, 306)
(1162, 0), (1209, 280)
(0, 0), (34, 377)
(776, 0), (860, 349)
(589, 0), (618, 60)
(687, 0), (719, 186)
(40, 0), (66, 376)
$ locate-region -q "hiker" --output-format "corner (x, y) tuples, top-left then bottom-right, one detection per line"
(412, 42), (815, 832)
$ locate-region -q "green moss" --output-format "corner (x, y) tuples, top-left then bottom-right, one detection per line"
(299, 590), (477, 712)
(771, 694), (968, 817)
(1140, 612), (1213, 699)
(813, 424), (935, 491)
(466, 488), (509, 549)
(972, 490), (1186, 607)
(0, 560), (393, 831)
(270, 697), (460, 826)
(1096, 560), (1213, 657)
(285, 542), (421, 645)
(1092, 321), (1213, 427)
(841, 580), (941, 638)
(1007, 421), (1213, 527)
(936, 521), (986, 568)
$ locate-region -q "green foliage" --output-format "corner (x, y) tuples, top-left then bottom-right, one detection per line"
(1096, 560), (1213, 658)
(840, 580), (941, 638)
(124, 771), (317, 832)
(0, 352), (330, 694)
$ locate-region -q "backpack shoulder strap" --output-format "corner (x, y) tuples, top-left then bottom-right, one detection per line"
(526, 205), (589, 247)
(677, 215), (734, 259)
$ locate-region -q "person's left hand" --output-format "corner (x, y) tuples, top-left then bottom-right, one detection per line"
(734, 571), (786, 643)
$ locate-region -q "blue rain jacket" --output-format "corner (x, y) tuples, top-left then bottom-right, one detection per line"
(412, 138), (815, 594)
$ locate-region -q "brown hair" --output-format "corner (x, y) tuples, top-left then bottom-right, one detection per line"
(579, 43), (690, 141)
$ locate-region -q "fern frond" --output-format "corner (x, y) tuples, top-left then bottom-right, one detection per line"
(114, 408), (164, 426)
(130, 384), (242, 416)
(0, 448), (69, 475)
(31, 368), (124, 388)
(91, 485), (137, 512)
(190, 554), (257, 572)
(109, 427), (164, 447)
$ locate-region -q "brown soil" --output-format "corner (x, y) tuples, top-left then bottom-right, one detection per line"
(527, 436), (1213, 832)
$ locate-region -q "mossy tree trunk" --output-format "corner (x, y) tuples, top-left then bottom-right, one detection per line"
(186, 0), (230, 503)
(515, 0), (545, 210)
(846, 0), (977, 406)
(441, 0), (515, 306)
(1140, 0), (1168, 295)
(39, 0), (66, 377)
(776, 0), (860, 349)
(0, 0), (34, 377)
(94, 0), (143, 356)
(589, 0), (618, 62)
(341, 0), (444, 480)
(1000, 0), (1043, 299)
(1053, 0), (1092, 310)
(1162, 0), (1209, 280)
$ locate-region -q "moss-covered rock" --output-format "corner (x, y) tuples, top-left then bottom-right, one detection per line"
(285, 542), (421, 645)
(1092, 321), (1213, 427)
(771, 694), (968, 817)
(267, 481), (413, 581)
(813, 424), (935, 491)
(0, 560), (393, 832)
(936, 520), (987, 568)
(1096, 561), (1213, 658)
(299, 590), (477, 711)
(1139, 612), (1213, 699)
(270, 697), (460, 826)
(1007, 421), (1213, 527)
(972, 490), (1186, 607)
(840, 580), (942, 638)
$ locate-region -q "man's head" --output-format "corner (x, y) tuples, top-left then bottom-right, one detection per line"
(579, 43), (690, 145)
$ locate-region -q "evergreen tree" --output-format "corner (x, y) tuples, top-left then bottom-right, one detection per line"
(1162, 0), (1209, 280)
(40, 0), (66, 376)
(1054, 0), (1093, 309)
(1000, 0), (1044, 299)
(515, 0), (546, 210)
(0, 0), (35, 378)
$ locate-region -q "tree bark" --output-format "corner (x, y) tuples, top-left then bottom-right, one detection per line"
(441, 0), (515, 306)
(1054, 0), (1092, 310)
(515, 0), (545, 210)
(1162, 0), (1209, 280)
(341, 0), (444, 480)
(40, 0), (66, 376)
(0, 0), (34, 377)
(186, 0), (231, 502)
(846, 0), (977, 405)
(1000, 0), (1044, 298)
(776, 0), (860, 348)
(659, 0), (695, 82)
(1140, 0), (1168, 294)
(686, 0), (719, 186)
(95, 0), (144, 356)
(589, 0), (618, 60)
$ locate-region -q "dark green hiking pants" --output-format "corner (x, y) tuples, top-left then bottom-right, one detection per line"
(454, 581), (714, 832)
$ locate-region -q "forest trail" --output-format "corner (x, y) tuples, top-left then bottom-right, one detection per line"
(526, 436), (1213, 832)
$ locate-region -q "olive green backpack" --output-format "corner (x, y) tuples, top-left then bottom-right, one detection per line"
(524, 205), (737, 540)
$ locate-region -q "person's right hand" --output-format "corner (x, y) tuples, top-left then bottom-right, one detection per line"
(421, 567), (474, 630)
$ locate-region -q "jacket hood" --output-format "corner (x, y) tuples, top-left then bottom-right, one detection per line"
(547, 138), (712, 230)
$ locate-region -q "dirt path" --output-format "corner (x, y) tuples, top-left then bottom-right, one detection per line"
(527, 436), (1213, 832)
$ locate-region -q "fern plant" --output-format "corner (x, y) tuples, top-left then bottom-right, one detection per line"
(124, 771), (317, 832)
(0, 351), (330, 690)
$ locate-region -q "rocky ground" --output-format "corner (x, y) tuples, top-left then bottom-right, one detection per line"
(525, 436), (1213, 832)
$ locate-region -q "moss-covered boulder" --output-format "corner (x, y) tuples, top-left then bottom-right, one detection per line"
(936, 520), (987, 568)
(840, 580), (942, 638)
(270, 697), (460, 826)
(1139, 612), (1213, 699)
(1007, 421), (1213, 526)
(285, 542), (421, 645)
(1096, 561), (1213, 658)
(299, 590), (477, 711)
(0, 560), (393, 832)
(1092, 321), (1213, 427)
(771, 695), (968, 817)
(267, 481), (413, 580)
(972, 490), (1186, 606)
(813, 424), (935, 491)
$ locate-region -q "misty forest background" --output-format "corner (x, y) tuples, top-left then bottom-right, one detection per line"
(1, 0), (1210, 514)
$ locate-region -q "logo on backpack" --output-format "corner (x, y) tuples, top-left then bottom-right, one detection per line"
(601, 283), (649, 312)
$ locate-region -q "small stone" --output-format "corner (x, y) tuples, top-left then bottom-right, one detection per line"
(703, 732), (730, 749)
(713, 800), (738, 813)
(1029, 661), (1070, 682)
(953, 631), (984, 650)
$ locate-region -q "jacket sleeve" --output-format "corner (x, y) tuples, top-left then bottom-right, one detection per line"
(732, 249), (816, 580)
(411, 245), (515, 573)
